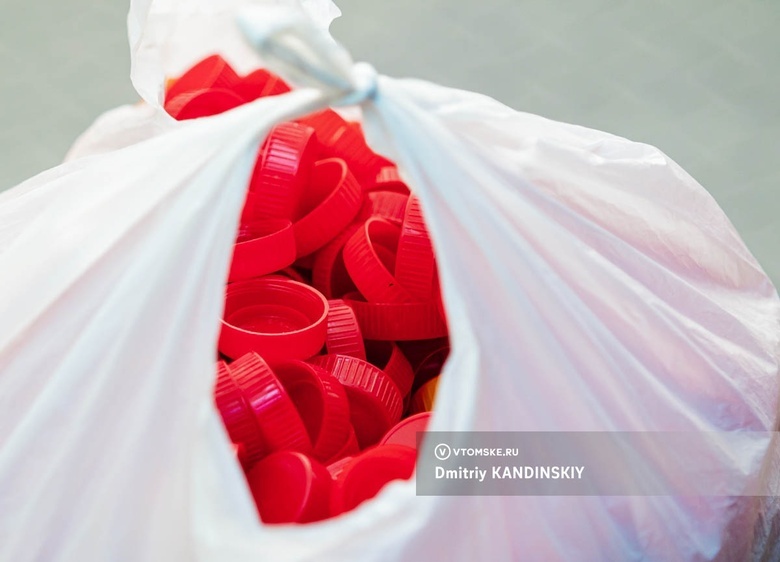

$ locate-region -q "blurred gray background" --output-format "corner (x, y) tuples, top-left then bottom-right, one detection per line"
(1, 0), (778, 283)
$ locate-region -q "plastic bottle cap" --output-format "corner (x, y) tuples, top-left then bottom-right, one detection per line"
(164, 88), (245, 120)
(292, 158), (362, 257)
(330, 445), (416, 515)
(409, 376), (439, 415)
(311, 222), (362, 299)
(246, 451), (332, 524)
(342, 293), (448, 341)
(165, 55), (241, 103)
(395, 195), (436, 300)
(365, 341), (414, 398)
(367, 167), (410, 195)
(326, 456), (354, 480)
(219, 278), (328, 363)
(310, 354), (403, 449)
(247, 122), (319, 220)
(343, 218), (417, 304)
(324, 428), (360, 465)
(296, 110), (392, 184)
(365, 191), (409, 225)
(228, 353), (312, 453)
(325, 299), (366, 360)
(272, 361), (352, 462)
(379, 412), (431, 450)
(234, 68), (291, 102)
(214, 360), (267, 467)
(228, 219), (296, 282)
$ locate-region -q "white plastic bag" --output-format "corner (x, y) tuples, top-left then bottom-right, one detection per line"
(1, 1), (779, 561)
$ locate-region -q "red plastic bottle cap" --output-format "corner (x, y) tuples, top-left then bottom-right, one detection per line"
(326, 456), (354, 480)
(214, 360), (267, 467)
(310, 354), (403, 449)
(292, 158), (362, 257)
(297, 110), (391, 184)
(219, 278), (329, 363)
(325, 299), (366, 360)
(343, 218), (417, 304)
(379, 412), (431, 450)
(412, 345), (449, 393)
(228, 353), (312, 453)
(365, 341), (414, 398)
(246, 451), (332, 524)
(272, 361), (352, 462)
(228, 219), (296, 282)
(165, 88), (246, 120)
(365, 191), (409, 225)
(343, 293), (448, 341)
(325, 428), (360, 464)
(367, 167), (410, 195)
(234, 68), (291, 102)
(330, 445), (416, 515)
(409, 376), (439, 415)
(311, 222), (362, 299)
(248, 122), (319, 220)
(395, 195), (436, 300)
(165, 54), (241, 103)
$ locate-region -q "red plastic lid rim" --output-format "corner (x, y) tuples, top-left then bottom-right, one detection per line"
(342, 217), (417, 304)
(272, 361), (352, 462)
(325, 299), (366, 360)
(342, 293), (448, 341)
(311, 222), (362, 298)
(248, 122), (318, 220)
(228, 219), (296, 282)
(395, 195), (436, 300)
(219, 278), (329, 362)
(165, 88), (245, 120)
(310, 354), (403, 423)
(229, 353), (312, 453)
(292, 158), (362, 257)
(165, 54), (241, 103)
(214, 361), (267, 464)
(365, 191), (409, 225)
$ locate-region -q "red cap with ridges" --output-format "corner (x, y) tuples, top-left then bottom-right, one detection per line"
(214, 360), (267, 466)
(297, 110), (391, 184)
(272, 361), (352, 462)
(229, 352), (312, 453)
(310, 354), (403, 449)
(311, 222), (362, 299)
(292, 158), (362, 257)
(165, 88), (245, 120)
(395, 195), (436, 300)
(219, 278), (329, 363)
(165, 55), (240, 103)
(330, 445), (416, 515)
(228, 219), (296, 282)
(343, 293), (447, 341)
(379, 412), (431, 450)
(343, 218), (417, 304)
(325, 299), (366, 359)
(365, 191), (409, 225)
(365, 341), (415, 398)
(246, 451), (332, 524)
(248, 122), (319, 220)
(234, 68), (291, 102)
(367, 167), (410, 195)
